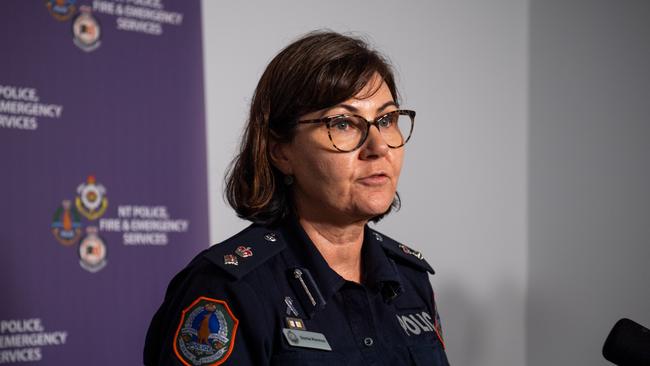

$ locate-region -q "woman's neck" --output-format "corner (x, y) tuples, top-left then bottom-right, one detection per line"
(298, 216), (366, 283)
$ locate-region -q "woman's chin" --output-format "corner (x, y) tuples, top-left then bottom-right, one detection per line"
(353, 199), (394, 220)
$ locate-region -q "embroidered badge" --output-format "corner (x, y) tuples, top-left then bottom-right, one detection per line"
(234, 246), (253, 258)
(223, 254), (238, 266)
(399, 244), (424, 260)
(174, 297), (239, 366)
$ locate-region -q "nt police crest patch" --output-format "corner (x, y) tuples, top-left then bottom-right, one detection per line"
(174, 297), (239, 366)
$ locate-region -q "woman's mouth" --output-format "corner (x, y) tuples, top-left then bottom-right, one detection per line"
(358, 173), (389, 186)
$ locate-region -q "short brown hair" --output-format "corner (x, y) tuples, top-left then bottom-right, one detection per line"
(225, 30), (401, 225)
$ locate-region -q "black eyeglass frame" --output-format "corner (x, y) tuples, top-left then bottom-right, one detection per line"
(295, 109), (416, 152)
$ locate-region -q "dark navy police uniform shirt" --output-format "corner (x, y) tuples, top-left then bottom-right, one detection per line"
(144, 218), (450, 366)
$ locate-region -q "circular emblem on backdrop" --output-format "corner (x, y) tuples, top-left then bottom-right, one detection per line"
(174, 297), (239, 366)
(78, 226), (107, 273)
(72, 6), (101, 52)
(75, 175), (108, 220)
(45, 0), (77, 21)
(51, 199), (82, 246)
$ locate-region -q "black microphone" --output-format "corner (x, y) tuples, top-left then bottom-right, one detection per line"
(603, 318), (650, 365)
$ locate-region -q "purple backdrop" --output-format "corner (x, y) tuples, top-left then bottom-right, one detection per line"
(0, 1), (208, 364)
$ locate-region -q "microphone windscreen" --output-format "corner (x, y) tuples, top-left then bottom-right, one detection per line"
(603, 318), (650, 366)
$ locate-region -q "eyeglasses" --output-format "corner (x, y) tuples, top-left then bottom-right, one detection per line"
(296, 109), (415, 152)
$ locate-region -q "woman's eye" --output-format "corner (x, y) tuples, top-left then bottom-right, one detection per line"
(377, 116), (393, 128)
(332, 120), (351, 130)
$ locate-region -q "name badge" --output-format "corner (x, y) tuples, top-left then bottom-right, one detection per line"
(282, 328), (332, 351)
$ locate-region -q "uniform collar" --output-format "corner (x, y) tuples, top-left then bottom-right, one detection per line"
(361, 227), (404, 302)
(281, 216), (403, 304)
(282, 217), (346, 305)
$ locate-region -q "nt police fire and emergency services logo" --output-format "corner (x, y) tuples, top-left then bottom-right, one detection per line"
(51, 199), (83, 246)
(174, 297), (239, 366)
(78, 226), (107, 272)
(52, 175), (109, 273)
(72, 6), (101, 52)
(76, 175), (108, 220)
(45, 0), (77, 21)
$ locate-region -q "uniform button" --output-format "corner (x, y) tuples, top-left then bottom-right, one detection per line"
(363, 337), (374, 347)
(264, 233), (277, 242)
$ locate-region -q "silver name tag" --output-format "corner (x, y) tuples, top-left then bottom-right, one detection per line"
(282, 328), (332, 351)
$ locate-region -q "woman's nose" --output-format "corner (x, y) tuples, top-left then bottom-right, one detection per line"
(359, 124), (389, 159)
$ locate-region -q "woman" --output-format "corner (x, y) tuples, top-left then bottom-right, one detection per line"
(144, 31), (450, 366)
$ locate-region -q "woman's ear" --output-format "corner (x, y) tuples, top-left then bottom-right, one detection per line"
(269, 139), (293, 175)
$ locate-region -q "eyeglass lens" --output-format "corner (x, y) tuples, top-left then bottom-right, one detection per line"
(326, 112), (413, 152)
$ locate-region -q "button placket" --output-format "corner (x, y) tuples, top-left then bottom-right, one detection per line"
(341, 284), (381, 364)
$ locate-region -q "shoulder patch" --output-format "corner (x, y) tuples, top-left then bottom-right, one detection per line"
(202, 224), (287, 279)
(369, 228), (435, 274)
(174, 296), (238, 366)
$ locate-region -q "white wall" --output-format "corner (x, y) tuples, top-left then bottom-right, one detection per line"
(201, 1), (528, 365)
(528, 1), (650, 365)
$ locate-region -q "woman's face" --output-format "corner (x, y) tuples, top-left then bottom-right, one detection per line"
(273, 74), (404, 224)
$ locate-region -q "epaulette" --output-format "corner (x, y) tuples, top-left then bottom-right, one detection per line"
(368, 227), (435, 274)
(202, 224), (287, 280)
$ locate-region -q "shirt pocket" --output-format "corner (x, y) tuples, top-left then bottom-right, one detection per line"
(270, 351), (348, 366)
(408, 343), (450, 366)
